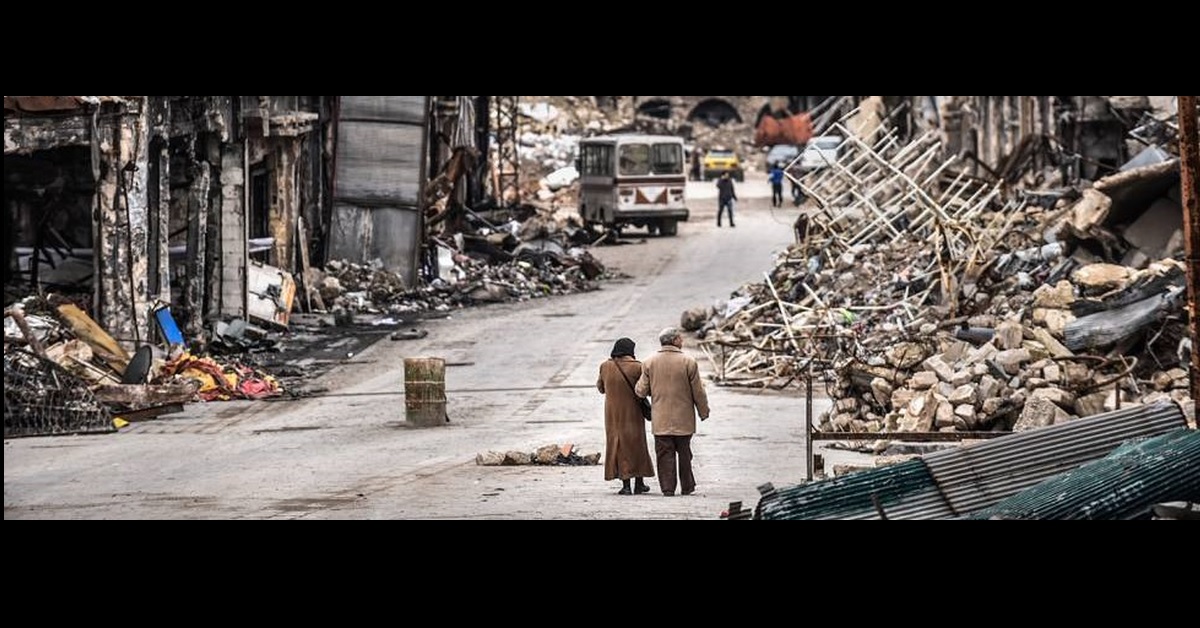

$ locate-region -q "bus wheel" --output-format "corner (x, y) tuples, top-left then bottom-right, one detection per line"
(646, 223), (659, 236)
(660, 219), (678, 236)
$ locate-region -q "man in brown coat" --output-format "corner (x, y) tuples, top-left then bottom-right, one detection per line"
(635, 327), (711, 496)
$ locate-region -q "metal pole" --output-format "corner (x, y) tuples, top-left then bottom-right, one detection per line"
(1179, 96), (1200, 401)
(805, 358), (814, 482)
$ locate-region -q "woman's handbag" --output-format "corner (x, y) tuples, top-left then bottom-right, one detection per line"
(613, 359), (652, 421)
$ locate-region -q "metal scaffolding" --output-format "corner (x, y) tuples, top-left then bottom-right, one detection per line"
(491, 96), (520, 206)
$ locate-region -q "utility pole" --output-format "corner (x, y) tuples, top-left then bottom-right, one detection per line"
(1178, 96), (1199, 401)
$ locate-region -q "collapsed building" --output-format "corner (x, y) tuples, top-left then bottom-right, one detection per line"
(689, 95), (1194, 440)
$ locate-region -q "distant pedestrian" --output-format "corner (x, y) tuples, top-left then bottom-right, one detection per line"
(691, 148), (703, 182)
(597, 337), (655, 495)
(769, 162), (785, 208)
(635, 327), (710, 497)
(716, 171), (737, 228)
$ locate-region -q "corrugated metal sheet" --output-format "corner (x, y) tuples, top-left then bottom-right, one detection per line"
(923, 401), (1187, 515)
(329, 96), (429, 288)
(757, 459), (954, 520)
(964, 429), (1200, 519)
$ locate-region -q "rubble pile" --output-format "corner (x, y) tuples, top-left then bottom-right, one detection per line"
(317, 239), (607, 319)
(691, 114), (1192, 436)
(475, 443), (601, 466)
(4, 294), (284, 435)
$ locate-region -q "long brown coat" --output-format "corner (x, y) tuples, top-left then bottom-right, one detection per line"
(597, 357), (656, 481)
(634, 345), (710, 436)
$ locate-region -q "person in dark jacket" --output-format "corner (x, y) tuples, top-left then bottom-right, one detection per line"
(596, 337), (655, 495)
(716, 171), (738, 227)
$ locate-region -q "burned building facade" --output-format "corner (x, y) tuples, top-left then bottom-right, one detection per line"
(5, 96), (437, 351)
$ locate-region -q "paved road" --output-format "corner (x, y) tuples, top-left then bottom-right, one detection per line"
(4, 172), (839, 520)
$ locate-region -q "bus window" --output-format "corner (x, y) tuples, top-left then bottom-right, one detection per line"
(651, 142), (683, 175)
(618, 143), (651, 176)
(581, 144), (613, 176)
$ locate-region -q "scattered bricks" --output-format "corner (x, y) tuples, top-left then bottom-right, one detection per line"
(1031, 387), (1077, 410)
(504, 450), (532, 465)
(954, 403), (977, 426)
(1014, 396), (1069, 432)
(942, 340), (972, 364)
(1022, 341), (1051, 362)
(996, 320), (1024, 350)
(1072, 263), (1133, 294)
(1165, 367), (1188, 384)
(1043, 362), (1062, 384)
(850, 419), (870, 432)
(476, 451), (505, 466)
(1170, 389), (1192, 403)
(871, 377), (894, 406)
(922, 354), (955, 383)
(948, 384), (976, 406)
(1009, 375), (1022, 389)
(906, 390), (937, 432)
(1141, 391), (1172, 405)
(968, 314), (996, 328)
(977, 374), (1000, 400)
(935, 401), (955, 428)
(950, 370), (973, 387)
(535, 444), (560, 464)
(981, 397), (1006, 416)
(910, 371), (939, 390)
(965, 342), (998, 365)
(1026, 377), (1048, 389)
(1032, 280), (1076, 309)
(886, 342), (928, 369)
(680, 306), (711, 331)
(1064, 363), (1092, 386)
(1032, 308), (1075, 337)
(885, 414), (900, 431)
(864, 420), (883, 432)
(971, 363), (990, 378)
(836, 397), (860, 413)
(995, 348), (1032, 375)
(919, 323), (937, 335)
(832, 415), (855, 431)
(936, 382), (954, 398)
(1032, 327), (1074, 358)
(1152, 371), (1173, 391)
(891, 387), (915, 410)
(1074, 391), (1108, 417)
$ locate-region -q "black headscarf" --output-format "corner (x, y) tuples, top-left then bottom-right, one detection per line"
(610, 337), (636, 359)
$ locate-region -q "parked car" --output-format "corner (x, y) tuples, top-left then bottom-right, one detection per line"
(765, 144), (801, 171)
(702, 148), (744, 181)
(799, 135), (843, 172)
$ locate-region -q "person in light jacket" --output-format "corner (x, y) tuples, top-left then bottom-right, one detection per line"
(635, 327), (711, 496)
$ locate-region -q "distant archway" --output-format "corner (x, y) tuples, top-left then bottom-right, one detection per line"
(687, 98), (742, 127)
(637, 98), (672, 119)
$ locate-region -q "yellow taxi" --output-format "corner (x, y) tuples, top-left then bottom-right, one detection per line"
(702, 148), (744, 181)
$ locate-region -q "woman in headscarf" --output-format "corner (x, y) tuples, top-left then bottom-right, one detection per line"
(596, 337), (655, 495)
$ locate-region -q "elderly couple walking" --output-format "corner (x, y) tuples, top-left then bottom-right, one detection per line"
(596, 327), (710, 497)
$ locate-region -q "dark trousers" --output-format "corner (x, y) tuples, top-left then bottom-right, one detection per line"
(717, 199), (735, 226)
(655, 435), (695, 495)
(771, 182), (783, 207)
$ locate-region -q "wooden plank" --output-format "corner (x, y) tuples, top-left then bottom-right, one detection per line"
(93, 382), (200, 406)
(55, 303), (130, 372)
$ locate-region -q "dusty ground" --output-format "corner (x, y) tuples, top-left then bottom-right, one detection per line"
(5, 172), (866, 520)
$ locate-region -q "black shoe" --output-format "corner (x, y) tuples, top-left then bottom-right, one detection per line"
(730, 224), (736, 228)
(662, 491), (674, 497)
(634, 483), (651, 494)
(618, 487), (632, 495)
(682, 488), (695, 496)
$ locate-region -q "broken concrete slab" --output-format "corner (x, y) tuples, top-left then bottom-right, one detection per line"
(1014, 396), (1071, 432)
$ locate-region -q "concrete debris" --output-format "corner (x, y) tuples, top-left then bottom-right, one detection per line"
(475, 443), (602, 466)
(690, 113), (1192, 437)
